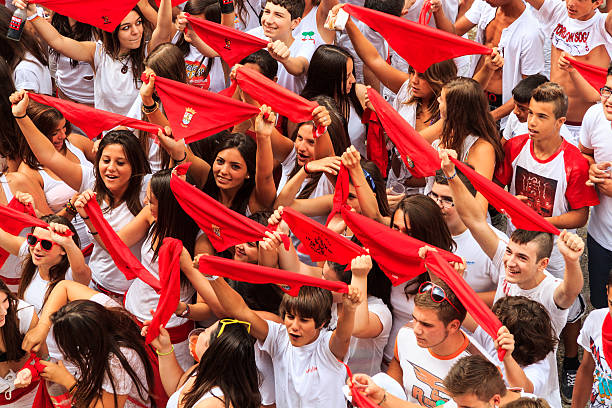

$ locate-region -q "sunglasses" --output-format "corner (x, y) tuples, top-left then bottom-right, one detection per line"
(217, 318), (251, 338)
(26, 233), (57, 251)
(418, 281), (461, 314)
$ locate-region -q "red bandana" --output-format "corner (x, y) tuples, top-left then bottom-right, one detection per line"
(418, 0), (433, 25)
(367, 88), (440, 178)
(453, 158), (560, 234)
(281, 207), (367, 265)
(170, 164), (290, 252)
(145, 238), (182, 345)
(0, 200), (48, 268)
(185, 15), (268, 67)
(28, 93), (161, 140)
(36, 0), (139, 32)
(362, 109), (387, 177)
(146, 74), (259, 143)
(342, 362), (381, 408)
(341, 208), (462, 285)
(198, 255), (349, 296)
(83, 198), (161, 292)
(325, 164), (350, 225)
(342, 4), (491, 72)
(568, 57), (607, 92)
(602, 313), (612, 366)
(425, 251), (505, 360)
(26, 353), (54, 408)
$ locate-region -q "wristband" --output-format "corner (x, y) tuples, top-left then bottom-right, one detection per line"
(27, 14), (40, 21)
(13, 112), (27, 119)
(141, 101), (159, 115)
(204, 274), (219, 281)
(304, 162), (312, 174)
(155, 345), (174, 356)
(80, 215), (89, 220)
(65, 199), (78, 216)
(378, 390), (387, 406)
(444, 171), (457, 181)
(174, 151), (187, 164)
(219, 0), (234, 14)
(88, 230), (98, 236)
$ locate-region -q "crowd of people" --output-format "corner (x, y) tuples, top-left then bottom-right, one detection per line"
(0, 0), (611, 406)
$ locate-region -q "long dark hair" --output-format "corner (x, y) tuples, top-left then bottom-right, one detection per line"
(203, 133), (256, 215)
(17, 215), (80, 307)
(51, 300), (154, 407)
(148, 169), (199, 267)
(181, 322), (260, 408)
(405, 60), (457, 124)
(0, 6), (48, 70)
(441, 77), (504, 165)
(0, 280), (27, 362)
(359, 160), (390, 218)
(50, 13), (98, 67)
(21, 101), (72, 170)
(392, 194), (455, 294)
(94, 130), (151, 215)
(0, 58), (21, 168)
(101, 6), (151, 88)
(301, 45), (363, 121)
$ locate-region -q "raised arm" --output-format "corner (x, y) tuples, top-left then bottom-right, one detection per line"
(329, 286), (362, 360)
(48, 222), (91, 286)
(156, 128), (211, 188)
(430, 0), (476, 36)
(495, 326), (534, 392)
(148, 0), (173, 52)
(10, 91), (84, 192)
(253, 106), (278, 210)
(14, 0), (96, 66)
(558, 53), (601, 103)
(465, 139), (496, 214)
(553, 230), (585, 309)
(342, 146), (386, 223)
(350, 255), (384, 339)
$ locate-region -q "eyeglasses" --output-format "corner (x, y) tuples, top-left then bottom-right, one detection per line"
(26, 233), (57, 251)
(217, 318), (251, 338)
(418, 281), (461, 314)
(600, 87), (612, 100)
(427, 191), (455, 208)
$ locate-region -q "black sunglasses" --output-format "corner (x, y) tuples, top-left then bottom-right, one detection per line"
(26, 233), (57, 251)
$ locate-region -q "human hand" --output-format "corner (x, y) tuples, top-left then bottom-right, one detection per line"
(326, 213), (348, 235)
(140, 68), (157, 105)
(350, 255), (372, 278)
(255, 105), (276, 138)
(14, 367), (32, 388)
(438, 149), (457, 177)
(157, 127), (186, 162)
(349, 373), (386, 403)
(21, 321), (50, 353)
(587, 161), (612, 185)
(14, 191), (35, 212)
(9, 90), (29, 118)
(312, 105), (331, 128)
(305, 156), (341, 175)
(267, 40), (290, 63)
(557, 229), (584, 263)
(342, 285), (363, 312)
(341, 145), (362, 171)
(484, 47), (504, 71)
(494, 325), (515, 361)
(141, 318), (172, 353)
(260, 230), (286, 252)
(40, 360), (75, 388)
(12, 0), (37, 15)
(558, 52), (574, 73)
(48, 222), (73, 247)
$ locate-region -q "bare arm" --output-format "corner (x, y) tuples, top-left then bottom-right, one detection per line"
(147, 0), (172, 52)
(570, 351), (595, 408)
(253, 107), (278, 210)
(465, 139), (496, 215)
(350, 256), (384, 339)
(553, 230), (584, 309)
(117, 206), (154, 247)
(558, 52), (602, 103)
(329, 286), (361, 360)
(545, 207), (589, 229)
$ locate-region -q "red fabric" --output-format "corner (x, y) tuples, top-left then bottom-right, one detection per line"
(198, 255), (349, 296)
(130, 319), (169, 407)
(24, 353), (52, 408)
(170, 165), (290, 252)
(424, 251), (505, 361)
(281, 207), (367, 264)
(28, 93), (161, 140)
(367, 88), (440, 178)
(35, 0), (139, 31)
(343, 4), (491, 73)
(568, 57), (607, 92)
(145, 238), (182, 345)
(186, 15), (268, 67)
(325, 164), (350, 226)
(341, 208), (462, 285)
(0, 199), (46, 268)
(603, 313), (612, 367)
(83, 198), (162, 291)
(147, 74), (259, 143)
(342, 362), (381, 408)
(452, 158), (560, 235)
(155, 0), (184, 6)
(233, 66), (325, 135)
(418, 0), (433, 25)
(363, 108), (387, 177)
(81, 243), (94, 257)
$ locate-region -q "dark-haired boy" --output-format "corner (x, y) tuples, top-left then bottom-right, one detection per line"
(248, 0), (316, 93)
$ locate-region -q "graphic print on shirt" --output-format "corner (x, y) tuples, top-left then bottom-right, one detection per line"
(589, 337), (612, 406)
(185, 59), (211, 89)
(551, 24), (591, 55)
(409, 362), (450, 408)
(515, 165), (557, 217)
(301, 31), (315, 46)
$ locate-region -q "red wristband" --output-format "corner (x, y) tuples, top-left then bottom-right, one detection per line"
(304, 162), (312, 174)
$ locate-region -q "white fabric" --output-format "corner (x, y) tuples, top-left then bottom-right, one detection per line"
(425, 135), (479, 195)
(293, 6), (327, 50)
(247, 26), (316, 94)
(346, 296), (392, 376)
(453, 225), (508, 293)
(166, 380), (223, 408)
(16, 300), (35, 334)
(234, 0), (263, 31)
(385, 279), (418, 364)
(259, 320), (347, 408)
(93, 41), (141, 117)
(98, 347), (149, 408)
(580, 103), (612, 251)
(348, 103), (367, 157)
(395, 326), (490, 405)
(578, 308), (612, 408)
(79, 166), (151, 293)
(537, 0), (612, 57)
(0, 175), (24, 293)
(13, 53), (52, 94)
(171, 32), (226, 92)
(502, 113), (575, 145)
(442, 390), (539, 408)
(255, 340), (276, 405)
(55, 54), (95, 104)
(467, 3), (544, 128)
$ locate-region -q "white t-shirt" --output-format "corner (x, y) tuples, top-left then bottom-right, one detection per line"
(348, 103), (367, 157)
(579, 103), (612, 251)
(247, 26), (316, 94)
(171, 32), (226, 92)
(346, 296), (392, 376)
(234, 0), (263, 31)
(385, 279), (418, 364)
(79, 166), (151, 293)
(13, 53), (53, 95)
(466, 3), (544, 128)
(259, 320), (347, 408)
(453, 225), (508, 293)
(578, 308), (612, 408)
(395, 325), (489, 406)
(55, 54), (95, 104)
(537, 0), (612, 58)
(503, 113), (576, 145)
(292, 6), (327, 50)
(93, 41), (141, 117)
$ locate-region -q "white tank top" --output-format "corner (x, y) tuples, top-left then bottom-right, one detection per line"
(0, 174), (22, 292)
(348, 103), (367, 157)
(166, 379), (223, 408)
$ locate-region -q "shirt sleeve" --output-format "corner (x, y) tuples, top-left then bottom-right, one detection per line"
(577, 309), (599, 352)
(101, 348), (143, 395)
(464, 0), (483, 25)
(259, 320), (280, 357)
(564, 146), (600, 209)
(14, 63), (41, 92)
(495, 136), (525, 186)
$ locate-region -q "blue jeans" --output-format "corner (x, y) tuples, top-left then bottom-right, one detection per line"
(587, 234), (612, 309)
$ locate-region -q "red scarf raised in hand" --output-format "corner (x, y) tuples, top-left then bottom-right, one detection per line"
(343, 4), (491, 72)
(362, 108), (388, 177)
(83, 198), (161, 291)
(147, 74), (259, 143)
(35, 0), (139, 31)
(28, 93), (161, 140)
(198, 255), (349, 296)
(568, 57), (607, 92)
(0, 200), (47, 268)
(343, 362), (381, 408)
